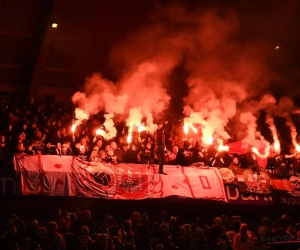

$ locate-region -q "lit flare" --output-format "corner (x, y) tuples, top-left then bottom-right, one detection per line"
(203, 136), (213, 145)
(71, 124), (76, 133)
(252, 145), (270, 158)
(274, 141), (280, 152)
(96, 128), (104, 136)
(127, 135), (132, 144)
(138, 124), (145, 133)
(296, 144), (300, 152)
(218, 140), (229, 152)
(184, 123), (189, 135)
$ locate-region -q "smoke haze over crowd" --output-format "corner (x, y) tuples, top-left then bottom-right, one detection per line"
(72, 1), (300, 144)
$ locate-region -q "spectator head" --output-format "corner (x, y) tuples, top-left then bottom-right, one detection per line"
(69, 213), (77, 221)
(232, 155), (240, 166)
(75, 208), (82, 217)
(156, 244), (164, 250)
(124, 220), (132, 231)
(20, 237), (31, 249)
(6, 222), (17, 235)
(61, 143), (68, 153)
(239, 223), (248, 234)
(77, 235), (87, 246)
(96, 139), (103, 148)
(261, 217), (270, 226)
(80, 138), (87, 146)
(97, 234), (108, 248)
(220, 215), (228, 225)
(160, 224), (169, 236)
(131, 211), (142, 225)
(214, 217), (222, 226)
(28, 220), (39, 231)
(179, 226), (186, 237)
(105, 145), (112, 152)
(0, 134), (5, 142)
(80, 226), (89, 236)
(107, 149), (114, 157)
(111, 236), (123, 248)
(79, 145), (86, 154)
(99, 150), (107, 159)
(142, 213), (149, 223)
(82, 210), (92, 221)
(110, 141), (117, 150)
(159, 211), (168, 223)
(29, 242), (42, 250)
(124, 243), (136, 250)
(50, 232), (63, 248)
(122, 144), (128, 152)
(17, 143), (25, 151)
(118, 137), (125, 144)
(48, 221), (59, 233)
(173, 146), (179, 154)
(56, 143), (61, 149)
(36, 227), (47, 240)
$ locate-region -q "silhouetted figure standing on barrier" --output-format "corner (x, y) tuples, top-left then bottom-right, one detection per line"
(154, 121), (168, 175)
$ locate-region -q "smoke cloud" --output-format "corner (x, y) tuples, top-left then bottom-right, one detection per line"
(71, 2), (298, 145)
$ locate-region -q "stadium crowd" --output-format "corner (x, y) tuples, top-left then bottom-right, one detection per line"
(0, 96), (298, 172)
(1, 207), (300, 250)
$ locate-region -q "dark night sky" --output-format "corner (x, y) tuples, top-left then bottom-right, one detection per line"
(103, 0), (300, 116)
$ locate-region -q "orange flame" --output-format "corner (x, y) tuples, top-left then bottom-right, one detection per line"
(218, 140), (229, 152)
(127, 135), (132, 144)
(71, 124), (76, 133)
(252, 145), (270, 158)
(274, 141), (280, 152)
(96, 128), (104, 136)
(183, 123), (189, 135)
(203, 136), (213, 145)
(138, 124), (145, 133)
(295, 144), (300, 152)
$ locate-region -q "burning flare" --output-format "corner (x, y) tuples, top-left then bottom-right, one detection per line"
(183, 123), (189, 135)
(218, 139), (229, 152)
(71, 124), (76, 133)
(127, 135), (132, 144)
(203, 135), (213, 145)
(138, 124), (145, 133)
(274, 141), (280, 153)
(252, 145), (270, 158)
(96, 128), (104, 136)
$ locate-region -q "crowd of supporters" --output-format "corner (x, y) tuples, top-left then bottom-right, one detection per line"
(1, 207), (300, 250)
(1, 96), (300, 172)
